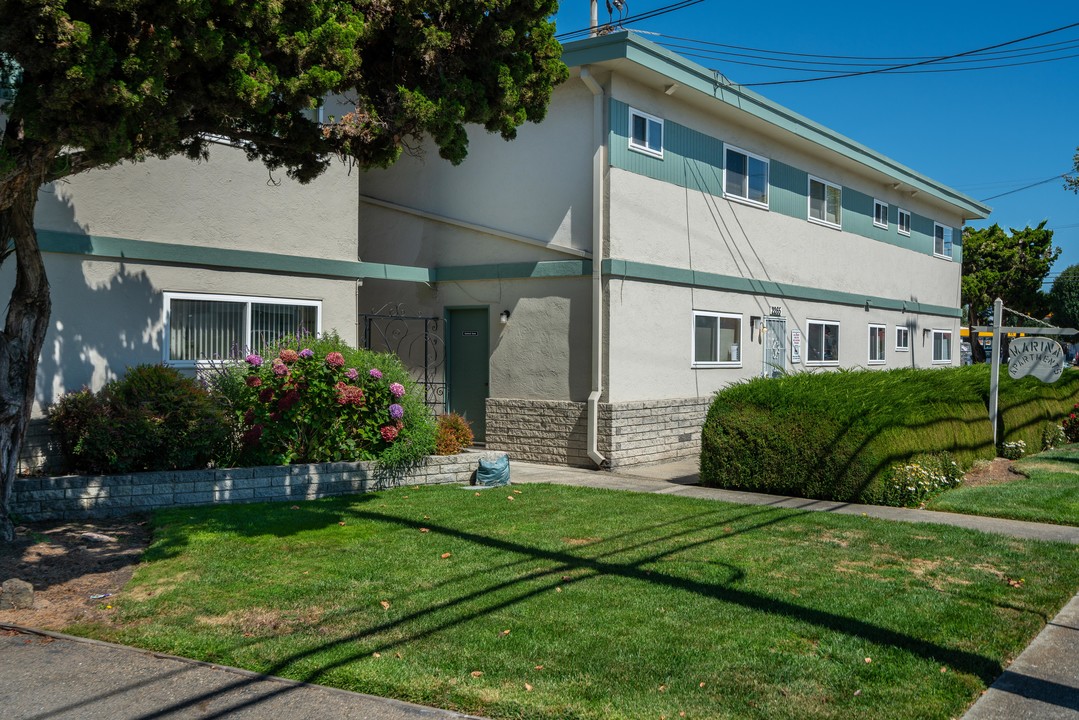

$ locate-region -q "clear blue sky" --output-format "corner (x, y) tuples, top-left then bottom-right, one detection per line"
(551, 1), (1079, 287)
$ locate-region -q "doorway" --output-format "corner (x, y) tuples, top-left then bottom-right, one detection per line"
(446, 307), (490, 442)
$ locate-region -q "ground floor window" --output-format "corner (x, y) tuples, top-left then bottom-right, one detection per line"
(164, 292), (321, 365)
(896, 326), (910, 351)
(693, 311), (742, 367)
(868, 324), (886, 364)
(806, 320), (840, 365)
(932, 329), (953, 364)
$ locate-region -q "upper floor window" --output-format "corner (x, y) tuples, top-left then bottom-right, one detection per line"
(164, 292), (321, 366)
(934, 223), (953, 259)
(897, 208), (911, 236)
(692, 311), (742, 367)
(873, 199), (888, 229)
(724, 146), (769, 207)
(808, 176), (842, 228)
(806, 319), (840, 365)
(629, 107), (663, 158)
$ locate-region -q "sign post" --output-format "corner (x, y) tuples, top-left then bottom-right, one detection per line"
(989, 298), (1002, 447)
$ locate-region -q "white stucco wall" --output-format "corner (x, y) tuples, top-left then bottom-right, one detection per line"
(356, 78), (596, 261)
(605, 278), (961, 403)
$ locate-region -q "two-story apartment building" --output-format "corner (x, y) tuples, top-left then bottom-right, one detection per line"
(13, 31), (989, 471)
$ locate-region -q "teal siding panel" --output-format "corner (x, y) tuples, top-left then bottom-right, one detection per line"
(769, 161), (807, 220)
(609, 99), (723, 197)
(910, 213), (935, 257)
(952, 226), (963, 263)
(842, 188), (874, 238)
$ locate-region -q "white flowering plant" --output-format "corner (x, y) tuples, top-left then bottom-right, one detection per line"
(882, 452), (963, 507)
(1000, 440), (1026, 460)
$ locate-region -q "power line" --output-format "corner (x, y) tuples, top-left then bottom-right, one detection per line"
(555, 0), (707, 41)
(979, 173), (1071, 202)
(741, 20), (1079, 87)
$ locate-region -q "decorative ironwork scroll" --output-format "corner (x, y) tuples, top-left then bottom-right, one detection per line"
(362, 304), (446, 411)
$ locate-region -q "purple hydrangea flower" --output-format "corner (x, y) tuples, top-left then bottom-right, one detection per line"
(369, 368), (383, 379)
(245, 353), (263, 367)
(389, 403), (404, 420)
(345, 368), (359, 381)
(389, 382), (405, 398)
(299, 348), (314, 359)
(272, 362), (289, 376)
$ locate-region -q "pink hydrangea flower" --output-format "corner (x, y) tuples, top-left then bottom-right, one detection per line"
(325, 351), (345, 368)
(334, 381), (365, 406)
(245, 375), (262, 388)
(345, 368), (359, 381)
(389, 382), (405, 398)
(272, 361), (289, 376)
(369, 368), (383, 379)
(279, 348), (299, 364)
(380, 424), (399, 442)
(245, 353), (263, 367)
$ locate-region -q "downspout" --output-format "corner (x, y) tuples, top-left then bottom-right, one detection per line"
(580, 66), (609, 469)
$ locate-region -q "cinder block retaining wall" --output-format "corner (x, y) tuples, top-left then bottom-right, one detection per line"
(11, 451), (507, 523)
(486, 397), (711, 468)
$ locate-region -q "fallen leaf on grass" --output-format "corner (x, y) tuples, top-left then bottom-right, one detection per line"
(424, 515), (430, 520)
(534, 665), (544, 670)
(290, 505), (300, 510)
(513, 490), (522, 494)
(659, 684), (667, 692)
(499, 629), (511, 636)
(854, 689), (862, 697)
(441, 552), (452, 559)
(864, 657), (872, 664)
(471, 671), (483, 678)
(524, 683), (533, 692)
(699, 682), (706, 688)
(507, 496), (515, 501)
(474, 492), (481, 497)
(420, 528), (430, 533)
(372, 652), (381, 658)
(1006, 577), (1025, 588)
(940, 667), (948, 673)
(555, 587), (562, 593)
(395, 652), (402, 659)
(338, 521), (346, 526)
(380, 600), (391, 610)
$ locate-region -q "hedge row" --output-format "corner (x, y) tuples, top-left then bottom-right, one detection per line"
(700, 365), (1079, 504)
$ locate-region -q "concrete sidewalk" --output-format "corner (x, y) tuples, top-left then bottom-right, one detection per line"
(0, 625), (481, 720)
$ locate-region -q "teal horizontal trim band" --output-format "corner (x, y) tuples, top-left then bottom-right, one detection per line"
(434, 260), (591, 282)
(603, 259), (962, 319)
(37, 230), (590, 284)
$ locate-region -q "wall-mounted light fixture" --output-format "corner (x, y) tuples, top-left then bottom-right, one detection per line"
(499, 310), (511, 324)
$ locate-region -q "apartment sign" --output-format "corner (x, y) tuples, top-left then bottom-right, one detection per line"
(1007, 337), (1065, 383)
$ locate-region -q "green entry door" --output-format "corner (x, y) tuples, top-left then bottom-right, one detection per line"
(446, 308), (490, 442)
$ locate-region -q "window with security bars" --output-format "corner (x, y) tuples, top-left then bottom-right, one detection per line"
(165, 293), (321, 364)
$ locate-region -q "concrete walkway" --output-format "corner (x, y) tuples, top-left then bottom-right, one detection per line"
(2, 456), (1076, 719)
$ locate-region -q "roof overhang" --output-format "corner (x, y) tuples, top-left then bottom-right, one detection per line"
(562, 32), (991, 221)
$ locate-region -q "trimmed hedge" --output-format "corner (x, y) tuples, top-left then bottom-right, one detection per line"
(700, 365), (1079, 504)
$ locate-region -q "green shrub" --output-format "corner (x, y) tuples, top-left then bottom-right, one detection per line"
(435, 413), (474, 455)
(700, 365), (1079, 505)
(48, 365), (230, 474)
(1062, 403), (1079, 443)
(205, 331), (436, 468)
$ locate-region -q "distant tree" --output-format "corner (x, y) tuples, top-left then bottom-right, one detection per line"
(0, 0), (567, 541)
(1067, 147), (1079, 193)
(961, 221), (1060, 361)
(1049, 264), (1079, 332)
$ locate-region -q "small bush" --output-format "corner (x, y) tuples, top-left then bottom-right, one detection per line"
(1062, 403), (1079, 443)
(1042, 422), (1067, 451)
(1000, 440), (1027, 460)
(205, 331), (436, 468)
(49, 365), (230, 474)
(435, 413), (474, 455)
(881, 453), (963, 507)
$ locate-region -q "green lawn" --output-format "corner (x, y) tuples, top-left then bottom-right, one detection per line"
(928, 446), (1079, 526)
(76, 484), (1079, 720)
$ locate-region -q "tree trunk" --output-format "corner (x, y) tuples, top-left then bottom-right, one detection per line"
(0, 178), (51, 542)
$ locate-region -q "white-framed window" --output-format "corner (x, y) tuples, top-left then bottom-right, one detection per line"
(932, 329), (953, 364)
(806, 320), (840, 365)
(873, 199), (888, 229)
(934, 223), (953, 259)
(897, 208), (911, 236)
(724, 146), (769, 207)
(628, 107), (663, 158)
(692, 311), (742, 367)
(895, 326), (910, 352)
(808, 176), (842, 228)
(164, 292), (322, 366)
(868, 324), (886, 364)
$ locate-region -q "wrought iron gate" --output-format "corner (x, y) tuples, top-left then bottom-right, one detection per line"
(362, 304), (446, 411)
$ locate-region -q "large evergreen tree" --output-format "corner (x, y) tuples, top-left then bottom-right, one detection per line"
(0, 0), (567, 540)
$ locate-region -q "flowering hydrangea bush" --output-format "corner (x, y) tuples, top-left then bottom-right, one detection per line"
(881, 452), (963, 508)
(209, 332), (435, 467)
(1062, 403), (1079, 443)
